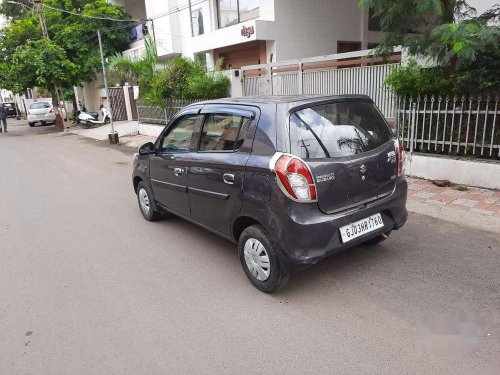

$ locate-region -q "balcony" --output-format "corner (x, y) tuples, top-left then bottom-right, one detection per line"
(122, 39), (146, 61)
(191, 19), (274, 53)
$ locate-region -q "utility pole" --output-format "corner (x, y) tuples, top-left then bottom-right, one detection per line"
(97, 29), (118, 144)
(149, 18), (156, 44)
(33, 0), (69, 129)
(34, 0), (49, 39)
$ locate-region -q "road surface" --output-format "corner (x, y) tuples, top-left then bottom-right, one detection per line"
(1, 119), (499, 374)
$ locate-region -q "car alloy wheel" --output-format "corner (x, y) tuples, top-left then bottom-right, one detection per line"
(243, 238), (271, 281)
(138, 187), (150, 215)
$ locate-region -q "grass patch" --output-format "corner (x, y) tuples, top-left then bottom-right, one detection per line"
(453, 184), (469, 191)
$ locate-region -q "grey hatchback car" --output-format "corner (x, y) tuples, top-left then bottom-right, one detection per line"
(132, 95), (407, 292)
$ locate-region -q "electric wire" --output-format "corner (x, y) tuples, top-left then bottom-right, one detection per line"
(42, 2), (142, 22)
(149, 0), (207, 20)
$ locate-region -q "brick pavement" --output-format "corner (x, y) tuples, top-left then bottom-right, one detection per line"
(407, 177), (500, 219)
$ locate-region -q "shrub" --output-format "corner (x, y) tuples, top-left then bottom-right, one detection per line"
(186, 60), (230, 99)
(384, 60), (459, 98)
(148, 57), (230, 104)
(385, 52), (500, 98)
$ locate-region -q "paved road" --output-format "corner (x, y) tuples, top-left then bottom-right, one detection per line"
(1, 119), (499, 375)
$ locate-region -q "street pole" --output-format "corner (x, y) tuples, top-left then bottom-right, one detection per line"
(34, 0), (49, 39)
(97, 28), (118, 144)
(149, 18), (156, 44)
(33, 0), (69, 128)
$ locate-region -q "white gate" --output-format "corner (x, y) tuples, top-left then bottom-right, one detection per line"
(241, 48), (401, 118)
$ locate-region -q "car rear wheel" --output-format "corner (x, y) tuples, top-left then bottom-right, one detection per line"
(364, 230), (392, 245)
(136, 181), (161, 221)
(28, 122), (35, 127)
(238, 225), (289, 293)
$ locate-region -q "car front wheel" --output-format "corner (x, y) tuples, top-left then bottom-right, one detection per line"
(28, 122), (35, 127)
(238, 224), (289, 293)
(136, 181), (160, 221)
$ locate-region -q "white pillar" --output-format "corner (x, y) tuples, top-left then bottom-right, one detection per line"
(123, 85), (133, 121)
(228, 69), (243, 97)
(206, 51), (215, 70)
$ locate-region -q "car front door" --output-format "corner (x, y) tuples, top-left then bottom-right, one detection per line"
(188, 106), (258, 237)
(149, 109), (202, 217)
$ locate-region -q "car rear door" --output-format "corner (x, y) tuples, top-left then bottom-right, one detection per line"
(187, 105), (258, 237)
(288, 100), (397, 214)
(149, 108), (202, 217)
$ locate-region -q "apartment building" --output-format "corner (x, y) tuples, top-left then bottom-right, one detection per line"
(134, 0), (384, 69)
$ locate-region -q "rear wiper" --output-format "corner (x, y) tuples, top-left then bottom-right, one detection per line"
(293, 113), (331, 158)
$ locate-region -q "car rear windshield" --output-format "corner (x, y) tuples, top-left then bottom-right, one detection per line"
(3, 103), (14, 107)
(30, 102), (51, 109)
(289, 101), (392, 159)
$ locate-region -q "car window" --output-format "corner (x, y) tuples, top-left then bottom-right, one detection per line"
(289, 101), (392, 159)
(30, 102), (51, 109)
(199, 113), (252, 151)
(3, 103), (13, 108)
(160, 115), (198, 152)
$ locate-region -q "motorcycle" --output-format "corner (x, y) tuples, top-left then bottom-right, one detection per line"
(77, 104), (111, 128)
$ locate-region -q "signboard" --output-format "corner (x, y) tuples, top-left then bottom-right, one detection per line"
(241, 25), (255, 38)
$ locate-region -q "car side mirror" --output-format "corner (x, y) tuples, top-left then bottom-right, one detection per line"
(139, 142), (156, 155)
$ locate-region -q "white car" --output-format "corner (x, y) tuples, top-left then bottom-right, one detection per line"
(27, 102), (57, 127)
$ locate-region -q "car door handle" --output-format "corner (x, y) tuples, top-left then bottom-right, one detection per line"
(174, 167), (185, 176)
(223, 173), (235, 185)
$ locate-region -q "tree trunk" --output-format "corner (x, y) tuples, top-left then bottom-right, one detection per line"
(51, 87), (65, 130)
(441, 0), (455, 23)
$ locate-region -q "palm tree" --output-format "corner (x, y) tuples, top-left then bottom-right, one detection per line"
(108, 36), (159, 84)
(108, 37), (167, 107)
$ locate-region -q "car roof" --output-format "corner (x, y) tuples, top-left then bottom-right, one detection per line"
(192, 95), (373, 106)
(30, 101), (51, 105)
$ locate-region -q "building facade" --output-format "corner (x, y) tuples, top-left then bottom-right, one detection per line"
(138, 0), (384, 69)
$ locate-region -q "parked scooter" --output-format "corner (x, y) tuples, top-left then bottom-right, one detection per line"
(77, 104), (111, 128)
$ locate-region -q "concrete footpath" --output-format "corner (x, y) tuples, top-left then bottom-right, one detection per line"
(66, 120), (138, 140)
(79, 129), (500, 235)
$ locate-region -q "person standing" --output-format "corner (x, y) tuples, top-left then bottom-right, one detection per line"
(0, 104), (7, 133)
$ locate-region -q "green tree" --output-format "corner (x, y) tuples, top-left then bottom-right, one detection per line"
(0, 0), (132, 95)
(359, 0), (499, 70)
(0, 0), (31, 19)
(7, 39), (78, 94)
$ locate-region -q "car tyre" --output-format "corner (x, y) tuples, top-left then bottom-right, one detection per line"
(28, 122), (35, 127)
(238, 224), (289, 293)
(136, 181), (161, 221)
(364, 230), (392, 245)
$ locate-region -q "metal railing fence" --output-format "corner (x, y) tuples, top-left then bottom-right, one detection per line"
(137, 98), (202, 125)
(241, 48), (401, 118)
(396, 95), (499, 159)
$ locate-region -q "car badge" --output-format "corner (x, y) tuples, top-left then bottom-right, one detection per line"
(360, 164), (367, 174)
(316, 172), (335, 183)
(387, 151), (396, 163)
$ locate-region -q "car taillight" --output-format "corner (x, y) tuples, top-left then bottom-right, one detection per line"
(394, 139), (404, 177)
(271, 154), (317, 202)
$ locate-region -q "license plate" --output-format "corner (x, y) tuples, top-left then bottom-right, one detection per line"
(339, 213), (384, 243)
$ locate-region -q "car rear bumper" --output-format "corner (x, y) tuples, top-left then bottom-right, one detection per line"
(271, 178), (408, 269)
(28, 114), (56, 123)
